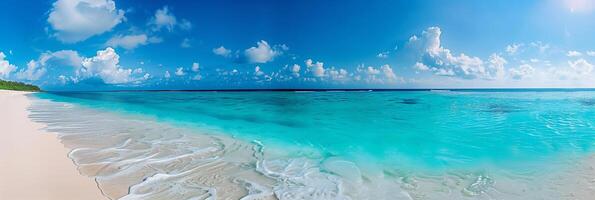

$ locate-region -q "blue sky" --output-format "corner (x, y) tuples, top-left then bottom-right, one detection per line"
(1, 0), (595, 90)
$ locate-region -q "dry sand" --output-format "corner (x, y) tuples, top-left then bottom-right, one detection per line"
(0, 90), (106, 200)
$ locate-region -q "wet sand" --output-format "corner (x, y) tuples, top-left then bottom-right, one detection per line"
(0, 90), (105, 200)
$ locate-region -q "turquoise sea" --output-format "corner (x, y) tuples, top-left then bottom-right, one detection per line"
(30, 90), (595, 199)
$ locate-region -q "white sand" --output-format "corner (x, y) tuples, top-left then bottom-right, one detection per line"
(0, 90), (106, 200)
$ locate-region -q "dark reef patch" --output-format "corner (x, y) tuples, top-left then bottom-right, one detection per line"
(482, 104), (524, 114)
(579, 99), (595, 106)
(400, 98), (419, 105)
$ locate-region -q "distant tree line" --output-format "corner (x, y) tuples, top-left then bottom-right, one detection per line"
(0, 79), (41, 91)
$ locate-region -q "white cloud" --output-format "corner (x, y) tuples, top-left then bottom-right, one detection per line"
(18, 49), (151, 84)
(358, 64), (400, 83)
(58, 75), (67, 84)
(366, 66), (380, 75)
(192, 74), (202, 80)
(376, 51), (389, 58)
(244, 40), (284, 63)
(16, 60), (47, 81)
(179, 19), (192, 30)
(48, 0), (125, 43)
(567, 51), (583, 57)
(408, 26), (502, 80)
(568, 59), (593, 75)
(413, 62), (430, 71)
(550, 59), (594, 81)
(487, 54), (506, 79)
(291, 64), (301, 76)
(80, 47), (136, 84)
(191, 62), (200, 72)
(529, 42), (550, 53)
(305, 59), (325, 77)
(509, 64), (535, 80)
(40, 50), (83, 67)
(106, 34), (160, 50)
(190, 62), (201, 79)
(14, 50), (83, 81)
(0, 52), (17, 78)
(587, 51), (595, 56)
(148, 36), (163, 43)
(254, 66), (264, 76)
(380, 64), (399, 81)
(175, 67), (185, 76)
(149, 6), (177, 31)
(213, 46), (232, 57)
(506, 43), (523, 55)
(180, 38), (191, 48)
(328, 68), (348, 81)
(148, 6), (192, 32)
(164, 70), (171, 79)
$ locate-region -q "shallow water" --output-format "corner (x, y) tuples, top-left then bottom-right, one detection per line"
(29, 90), (595, 199)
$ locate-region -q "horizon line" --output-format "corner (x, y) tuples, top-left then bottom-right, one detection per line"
(43, 88), (595, 93)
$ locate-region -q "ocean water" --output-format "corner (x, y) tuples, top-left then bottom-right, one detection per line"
(29, 90), (595, 199)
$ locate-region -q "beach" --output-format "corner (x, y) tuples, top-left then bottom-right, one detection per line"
(0, 90), (105, 200)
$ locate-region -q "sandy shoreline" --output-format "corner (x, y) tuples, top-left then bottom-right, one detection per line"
(0, 90), (105, 200)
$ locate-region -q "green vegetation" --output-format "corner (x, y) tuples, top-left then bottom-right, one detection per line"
(0, 79), (41, 92)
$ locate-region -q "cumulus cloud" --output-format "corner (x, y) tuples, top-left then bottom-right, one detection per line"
(408, 26), (504, 80)
(48, 0), (125, 43)
(106, 34), (161, 50)
(587, 51), (595, 56)
(254, 66), (265, 76)
(568, 59), (593, 75)
(244, 40), (286, 63)
(487, 54), (507, 79)
(190, 62), (202, 80)
(359, 64), (400, 83)
(509, 64), (535, 80)
(164, 70), (171, 79)
(42, 50), (84, 67)
(149, 6), (191, 32)
(366, 66), (380, 75)
(505, 43), (523, 55)
(174, 67), (185, 76)
(328, 68), (349, 81)
(58, 75), (68, 84)
(15, 50), (83, 82)
(191, 62), (200, 72)
(149, 6), (176, 31)
(16, 60), (47, 81)
(291, 64), (301, 76)
(376, 51), (389, 58)
(305, 59), (325, 77)
(380, 64), (399, 81)
(567, 51), (582, 57)
(179, 19), (192, 30)
(180, 38), (191, 48)
(530, 42), (550, 53)
(80, 47), (137, 84)
(0, 52), (17, 78)
(213, 46), (232, 57)
(413, 62), (430, 71)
